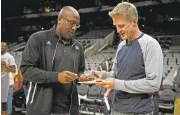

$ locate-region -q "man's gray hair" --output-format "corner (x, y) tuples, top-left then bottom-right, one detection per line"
(109, 2), (138, 21)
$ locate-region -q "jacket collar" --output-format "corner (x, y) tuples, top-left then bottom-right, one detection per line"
(50, 25), (59, 38)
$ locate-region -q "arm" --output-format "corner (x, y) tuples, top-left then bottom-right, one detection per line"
(8, 55), (17, 73)
(3, 65), (16, 73)
(114, 41), (163, 93)
(101, 62), (117, 78)
(20, 33), (59, 83)
(174, 66), (180, 85)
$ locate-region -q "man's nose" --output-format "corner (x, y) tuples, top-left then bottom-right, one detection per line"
(116, 28), (122, 34)
(71, 25), (77, 31)
(116, 27), (121, 33)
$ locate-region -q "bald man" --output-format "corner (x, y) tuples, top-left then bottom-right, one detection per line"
(20, 6), (87, 115)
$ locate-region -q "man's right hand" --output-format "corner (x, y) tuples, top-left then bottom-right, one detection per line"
(90, 71), (105, 79)
(1, 60), (8, 72)
(58, 71), (78, 84)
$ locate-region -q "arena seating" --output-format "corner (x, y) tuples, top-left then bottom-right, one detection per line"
(78, 28), (113, 39)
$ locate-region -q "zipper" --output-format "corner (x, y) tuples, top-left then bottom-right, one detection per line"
(52, 38), (60, 66)
(69, 41), (77, 115)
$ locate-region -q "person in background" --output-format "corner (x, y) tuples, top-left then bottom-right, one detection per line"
(7, 66), (18, 115)
(1, 42), (17, 115)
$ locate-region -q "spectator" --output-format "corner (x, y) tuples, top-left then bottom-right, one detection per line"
(1, 42), (17, 115)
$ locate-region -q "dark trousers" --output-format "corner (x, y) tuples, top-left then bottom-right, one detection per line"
(152, 92), (159, 115)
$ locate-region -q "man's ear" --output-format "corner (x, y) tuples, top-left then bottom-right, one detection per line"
(132, 17), (137, 26)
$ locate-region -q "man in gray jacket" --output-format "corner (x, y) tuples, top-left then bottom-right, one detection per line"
(21, 6), (87, 115)
(91, 2), (163, 115)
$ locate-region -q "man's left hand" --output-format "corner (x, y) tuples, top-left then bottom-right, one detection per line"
(1, 60), (7, 66)
(96, 78), (115, 97)
(1, 60), (8, 72)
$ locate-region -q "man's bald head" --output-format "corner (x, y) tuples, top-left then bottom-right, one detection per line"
(1, 42), (7, 46)
(58, 6), (80, 19)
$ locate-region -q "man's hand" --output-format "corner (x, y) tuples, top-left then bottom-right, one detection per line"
(1, 60), (6, 65)
(79, 74), (91, 82)
(90, 71), (105, 79)
(78, 71), (105, 82)
(58, 71), (78, 84)
(1, 60), (8, 72)
(96, 78), (115, 97)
